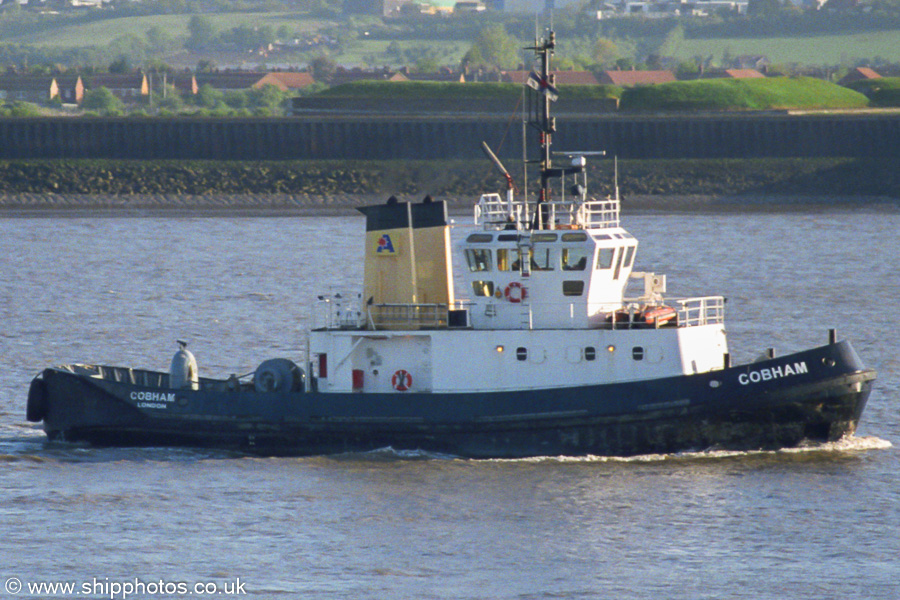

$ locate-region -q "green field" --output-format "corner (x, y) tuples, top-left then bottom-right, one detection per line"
(4, 9), (900, 69)
(660, 29), (900, 65)
(5, 12), (335, 48)
(4, 11), (471, 68)
(328, 39), (468, 68)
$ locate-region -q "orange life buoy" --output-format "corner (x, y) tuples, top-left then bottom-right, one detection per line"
(504, 282), (527, 303)
(392, 369), (412, 392)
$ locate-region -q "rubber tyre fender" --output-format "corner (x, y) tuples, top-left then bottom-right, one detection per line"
(254, 358), (304, 393)
(26, 377), (48, 422)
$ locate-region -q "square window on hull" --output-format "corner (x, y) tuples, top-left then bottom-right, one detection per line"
(465, 249), (492, 272)
(563, 281), (585, 296)
(472, 281), (495, 297)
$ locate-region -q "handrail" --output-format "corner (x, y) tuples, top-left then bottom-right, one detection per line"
(368, 303), (449, 329)
(318, 291), (724, 331)
(474, 194), (620, 231)
(673, 296), (726, 327)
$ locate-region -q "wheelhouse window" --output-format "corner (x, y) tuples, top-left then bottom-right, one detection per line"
(613, 249), (625, 280)
(561, 248), (590, 271)
(465, 249), (492, 272)
(466, 233), (493, 243)
(623, 246), (636, 269)
(497, 248), (520, 272)
(563, 281), (585, 296)
(471, 281), (495, 297)
(530, 247), (554, 271)
(596, 247), (616, 270)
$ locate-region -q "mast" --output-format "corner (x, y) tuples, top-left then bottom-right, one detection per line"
(525, 30), (557, 230)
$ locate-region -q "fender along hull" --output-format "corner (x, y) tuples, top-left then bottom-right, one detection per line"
(31, 341), (874, 459)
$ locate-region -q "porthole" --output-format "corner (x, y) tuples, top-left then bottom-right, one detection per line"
(632, 347), (645, 361)
(584, 347), (596, 361)
(516, 347), (528, 361)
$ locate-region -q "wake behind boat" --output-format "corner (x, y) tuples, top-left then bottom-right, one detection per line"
(25, 31), (875, 459)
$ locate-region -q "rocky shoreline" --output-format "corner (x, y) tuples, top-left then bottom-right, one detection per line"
(1, 157), (899, 202)
(1, 192), (896, 217)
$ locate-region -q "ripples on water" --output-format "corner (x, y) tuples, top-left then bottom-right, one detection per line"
(1, 207), (898, 599)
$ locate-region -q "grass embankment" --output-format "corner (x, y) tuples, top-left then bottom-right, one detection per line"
(613, 77), (868, 111)
(319, 81), (623, 101)
(0, 158), (897, 202)
(844, 77), (900, 107)
(315, 78), (870, 111)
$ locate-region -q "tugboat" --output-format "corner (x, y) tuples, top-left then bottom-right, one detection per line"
(26, 32), (875, 459)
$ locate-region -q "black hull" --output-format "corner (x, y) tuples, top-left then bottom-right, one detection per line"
(29, 341), (875, 459)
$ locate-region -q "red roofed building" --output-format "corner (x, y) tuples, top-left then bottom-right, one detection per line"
(838, 67), (882, 86)
(501, 70), (600, 85)
(597, 70), (676, 86)
(0, 75), (58, 103)
(196, 72), (268, 91)
(720, 69), (766, 79)
(254, 72), (317, 91)
(329, 67), (409, 86)
(83, 73), (150, 103)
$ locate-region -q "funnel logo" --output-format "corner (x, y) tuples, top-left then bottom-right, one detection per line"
(376, 234), (395, 254)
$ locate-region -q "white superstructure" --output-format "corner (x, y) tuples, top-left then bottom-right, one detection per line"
(308, 30), (728, 397)
(308, 189), (728, 395)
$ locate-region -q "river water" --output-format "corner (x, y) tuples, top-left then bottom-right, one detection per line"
(1, 205), (898, 600)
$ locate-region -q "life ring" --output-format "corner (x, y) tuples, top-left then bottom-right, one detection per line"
(392, 369), (412, 392)
(504, 282), (527, 303)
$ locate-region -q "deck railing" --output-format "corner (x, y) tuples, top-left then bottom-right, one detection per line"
(368, 303), (450, 329)
(474, 194), (620, 231)
(673, 296), (726, 327)
(317, 291), (725, 331)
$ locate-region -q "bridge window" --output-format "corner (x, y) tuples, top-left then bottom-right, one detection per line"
(531, 247), (554, 271)
(613, 249), (625, 280)
(471, 281), (494, 297)
(623, 246), (636, 268)
(561, 248), (590, 271)
(562, 233), (588, 242)
(596, 247), (615, 270)
(466, 233), (493, 243)
(497, 248), (520, 272)
(465, 249), (492, 272)
(563, 281), (585, 296)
